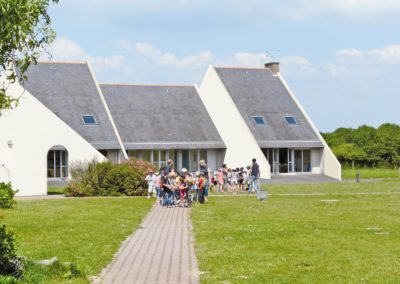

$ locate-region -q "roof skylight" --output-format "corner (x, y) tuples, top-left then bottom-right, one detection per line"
(285, 116), (299, 125)
(82, 115), (97, 125)
(252, 116), (267, 125)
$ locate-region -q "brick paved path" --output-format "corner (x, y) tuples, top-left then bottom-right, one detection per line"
(98, 204), (199, 284)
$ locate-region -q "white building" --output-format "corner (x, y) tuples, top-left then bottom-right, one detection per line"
(0, 61), (340, 196)
(198, 63), (341, 180)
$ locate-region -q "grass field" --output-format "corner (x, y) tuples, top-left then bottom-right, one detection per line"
(0, 198), (154, 283)
(192, 180), (400, 283)
(47, 187), (65, 195)
(263, 179), (400, 195)
(342, 167), (400, 179)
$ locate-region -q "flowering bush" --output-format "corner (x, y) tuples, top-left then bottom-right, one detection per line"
(122, 158), (156, 189)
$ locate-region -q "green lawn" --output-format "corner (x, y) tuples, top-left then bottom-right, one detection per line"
(0, 198), (154, 283)
(192, 180), (400, 283)
(47, 187), (65, 195)
(263, 179), (400, 195)
(342, 167), (400, 179)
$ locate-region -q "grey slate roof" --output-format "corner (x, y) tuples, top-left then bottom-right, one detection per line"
(100, 84), (225, 150)
(22, 62), (121, 149)
(214, 67), (323, 148)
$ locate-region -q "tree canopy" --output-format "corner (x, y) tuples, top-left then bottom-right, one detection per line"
(0, 0), (58, 112)
(322, 123), (400, 167)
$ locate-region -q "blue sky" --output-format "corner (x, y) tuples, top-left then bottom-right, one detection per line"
(46, 0), (400, 131)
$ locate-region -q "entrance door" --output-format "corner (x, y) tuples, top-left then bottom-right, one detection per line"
(279, 148), (289, 173)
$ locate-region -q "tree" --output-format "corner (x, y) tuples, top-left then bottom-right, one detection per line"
(325, 123), (400, 167)
(0, 0), (59, 112)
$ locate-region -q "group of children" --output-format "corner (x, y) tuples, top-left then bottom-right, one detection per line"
(145, 159), (260, 208)
(211, 165), (259, 193)
(145, 168), (208, 208)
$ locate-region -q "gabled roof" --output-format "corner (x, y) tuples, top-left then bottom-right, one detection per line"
(21, 62), (121, 149)
(100, 84), (225, 149)
(214, 66), (323, 148)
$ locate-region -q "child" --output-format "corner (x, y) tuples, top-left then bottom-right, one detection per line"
(191, 172), (200, 203)
(217, 169), (224, 192)
(154, 172), (162, 203)
(179, 169), (189, 207)
(145, 170), (156, 199)
(197, 172), (205, 204)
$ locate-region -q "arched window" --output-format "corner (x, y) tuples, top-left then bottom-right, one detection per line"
(47, 146), (68, 179)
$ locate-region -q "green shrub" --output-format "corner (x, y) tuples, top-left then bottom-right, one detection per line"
(65, 159), (155, 197)
(0, 183), (17, 209)
(104, 164), (145, 196)
(0, 224), (24, 278)
(64, 182), (93, 197)
(0, 275), (17, 283)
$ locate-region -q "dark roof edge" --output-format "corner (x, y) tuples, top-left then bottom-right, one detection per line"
(36, 60), (87, 65)
(100, 83), (194, 87)
(213, 65), (267, 71)
(124, 141), (226, 150)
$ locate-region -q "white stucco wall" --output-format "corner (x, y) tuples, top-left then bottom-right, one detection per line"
(311, 148), (322, 174)
(277, 74), (341, 180)
(0, 164), (11, 183)
(0, 78), (107, 196)
(197, 66), (271, 179)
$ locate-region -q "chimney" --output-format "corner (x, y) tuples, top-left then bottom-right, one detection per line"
(264, 62), (279, 75)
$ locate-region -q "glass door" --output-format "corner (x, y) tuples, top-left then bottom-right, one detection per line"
(288, 149), (294, 173)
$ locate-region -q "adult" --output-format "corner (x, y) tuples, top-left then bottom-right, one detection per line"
(222, 163), (228, 191)
(163, 159), (174, 177)
(162, 172), (176, 208)
(249, 158), (260, 193)
(199, 160), (211, 201)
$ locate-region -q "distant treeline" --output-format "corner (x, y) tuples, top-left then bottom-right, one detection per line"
(321, 123), (400, 168)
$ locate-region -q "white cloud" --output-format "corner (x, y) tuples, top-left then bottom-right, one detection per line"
(222, 52), (315, 77)
(337, 44), (400, 65)
(42, 37), (126, 72)
(135, 42), (212, 69)
(90, 55), (126, 72)
(279, 56), (316, 76)
(323, 44), (400, 78)
(46, 37), (87, 61)
(326, 63), (349, 77)
(228, 52), (269, 66)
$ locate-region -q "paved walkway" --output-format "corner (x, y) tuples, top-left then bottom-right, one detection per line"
(97, 204), (199, 284)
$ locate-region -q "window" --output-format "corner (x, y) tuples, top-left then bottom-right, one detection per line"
(285, 116), (299, 125)
(252, 116), (267, 125)
(82, 115), (97, 125)
(189, 149), (198, 172)
(47, 149), (68, 178)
